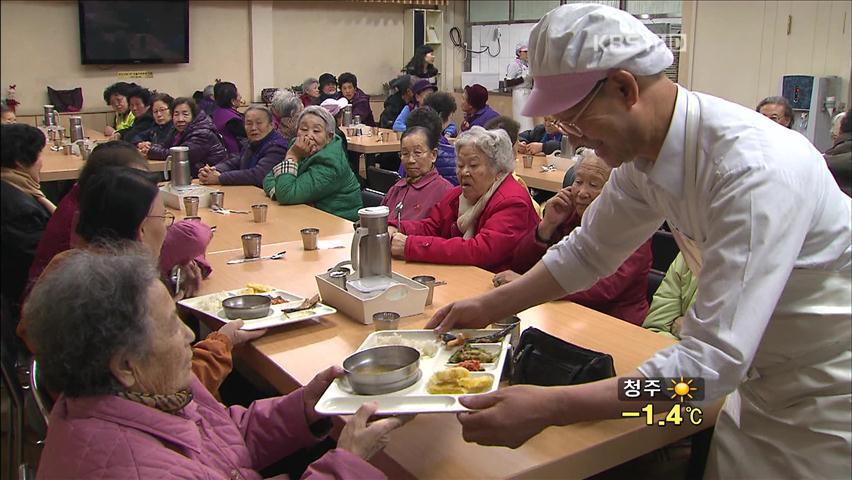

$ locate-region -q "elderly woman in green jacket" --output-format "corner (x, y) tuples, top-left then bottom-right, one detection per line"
(641, 253), (698, 339)
(263, 106), (362, 221)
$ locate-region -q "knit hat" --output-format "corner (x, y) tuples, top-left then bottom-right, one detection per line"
(318, 73), (337, 88)
(464, 84), (489, 110)
(411, 79), (437, 96)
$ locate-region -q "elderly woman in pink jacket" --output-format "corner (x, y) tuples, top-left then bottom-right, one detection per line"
(26, 248), (402, 479)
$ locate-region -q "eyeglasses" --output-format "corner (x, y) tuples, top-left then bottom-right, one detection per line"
(148, 211), (175, 226)
(553, 79), (607, 138)
(400, 149), (431, 160)
(152, 108), (170, 115)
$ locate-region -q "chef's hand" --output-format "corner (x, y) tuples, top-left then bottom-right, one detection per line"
(538, 187), (573, 242)
(338, 402), (405, 461)
(303, 365), (345, 425)
(527, 142), (544, 155)
(217, 319), (266, 347)
(426, 297), (491, 332)
(457, 385), (561, 448)
(671, 316), (685, 338)
(390, 232), (407, 258)
(492, 270), (521, 288)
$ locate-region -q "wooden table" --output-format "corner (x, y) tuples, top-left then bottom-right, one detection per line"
(165, 185), (355, 254)
(514, 154), (572, 193)
(40, 129), (166, 182)
(193, 232), (718, 479)
(344, 128), (401, 154)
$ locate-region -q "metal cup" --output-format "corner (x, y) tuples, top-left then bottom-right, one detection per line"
(183, 196), (200, 216)
(300, 228), (319, 250)
(210, 191), (225, 209)
(328, 269), (349, 290)
(380, 132), (389, 142)
(523, 155), (534, 168)
(491, 316), (521, 351)
(412, 275), (439, 306)
(63, 144), (73, 155)
(241, 233), (262, 259)
(184, 216), (202, 222)
(251, 204), (268, 223)
(77, 140), (91, 160)
(373, 312), (401, 331)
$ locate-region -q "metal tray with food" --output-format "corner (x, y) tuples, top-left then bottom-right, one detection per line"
(178, 283), (337, 331)
(315, 329), (511, 415)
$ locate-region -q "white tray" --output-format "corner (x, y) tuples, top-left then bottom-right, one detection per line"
(315, 329), (510, 415)
(315, 271), (429, 325)
(178, 287), (336, 330)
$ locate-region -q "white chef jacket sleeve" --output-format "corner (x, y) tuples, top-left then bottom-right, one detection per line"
(506, 61), (523, 80)
(542, 165), (664, 294)
(637, 163), (814, 402)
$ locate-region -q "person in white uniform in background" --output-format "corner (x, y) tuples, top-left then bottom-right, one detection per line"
(505, 42), (534, 132)
(428, 4), (852, 478)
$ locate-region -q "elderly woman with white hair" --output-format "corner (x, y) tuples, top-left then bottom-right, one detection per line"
(269, 89), (304, 142)
(263, 106), (362, 221)
(28, 248), (403, 479)
(494, 148), (653, 325)
(388, 126), (539, 272)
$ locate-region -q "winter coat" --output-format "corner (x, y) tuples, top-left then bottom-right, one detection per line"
(148, 111), (228, 176)
(511, 210), (653, 326)
(263, 135), (363, 222)
(36, 377), (384, 479)
(213, 130), (289, 187)
(461, 105), (500, 132)
(117, 109), (154, 145)
(0, 180), (50, 312)
(348, 88), (375, 127)
(824, 132), (851, 196)
(380, 93), (406, 129)
(382, 168), (453, 221)
(211, 106), (245, 154)
(519, 125), (563, 155)
(391, 175), (539, 273)
(131, 121), (175, 147)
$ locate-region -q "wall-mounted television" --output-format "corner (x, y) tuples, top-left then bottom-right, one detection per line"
(79, 0), (189, 65)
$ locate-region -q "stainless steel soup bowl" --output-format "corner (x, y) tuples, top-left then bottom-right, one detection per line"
(222, 295), (271, 320)
(343, 345), (420, 395)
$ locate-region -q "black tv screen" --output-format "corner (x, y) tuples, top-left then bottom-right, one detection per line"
(79, 0), (189, 64)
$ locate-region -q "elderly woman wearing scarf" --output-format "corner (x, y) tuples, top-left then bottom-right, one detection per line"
(388, 126), (539, 272)
(1, 123), (53, 316)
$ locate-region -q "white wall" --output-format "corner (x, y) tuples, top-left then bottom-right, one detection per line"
(0, 0), (252, 115)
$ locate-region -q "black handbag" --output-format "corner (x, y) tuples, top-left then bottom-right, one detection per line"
(47, 87), (83, 112)
(510, 327), (616, 386)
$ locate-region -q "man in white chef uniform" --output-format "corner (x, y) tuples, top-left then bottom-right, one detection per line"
(427, 4), (852, 478)
(505, 42), (534, 132)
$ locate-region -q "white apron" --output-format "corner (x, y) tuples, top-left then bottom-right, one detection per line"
(507, 59), (534, 132)
(673, 92), (852, 479)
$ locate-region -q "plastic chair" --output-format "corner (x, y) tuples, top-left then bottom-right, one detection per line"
(366, 166), (401, 194)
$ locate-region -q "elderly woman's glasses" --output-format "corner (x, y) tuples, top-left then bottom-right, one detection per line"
(400, 150), (430, 160)
(554, 79), (607, 138)
(148, 211), (175, 226)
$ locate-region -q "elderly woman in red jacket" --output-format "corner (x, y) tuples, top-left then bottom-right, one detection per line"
(388, 126), (539, 273)
(493, 148), (652, 325)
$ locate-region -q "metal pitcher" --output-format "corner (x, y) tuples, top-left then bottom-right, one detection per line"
(69, 116), (84, 143)
(43, 105), (56, 127)
(350, 206), (391, 280)
(559, 136), (574, 158)
(343, 105), (353, 127)
(165, 146), (191, 188)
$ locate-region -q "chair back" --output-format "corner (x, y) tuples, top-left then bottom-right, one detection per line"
(651, 229), (679, 273)
(366, 166), (401, 194)
(361, 188), (385, 208)
(647, 268), (666, 305)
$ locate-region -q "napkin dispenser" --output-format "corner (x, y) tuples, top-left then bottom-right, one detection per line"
(159, 184), (219, 210)
(315, 271), (428, 324)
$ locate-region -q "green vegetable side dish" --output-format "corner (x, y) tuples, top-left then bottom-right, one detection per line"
(448, 345), (496, 364)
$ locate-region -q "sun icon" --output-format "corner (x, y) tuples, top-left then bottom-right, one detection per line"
(667, 376), (699, 402)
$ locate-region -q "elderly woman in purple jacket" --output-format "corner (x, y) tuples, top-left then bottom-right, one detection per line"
(198, 106), (288, 188)
(338, 72), (375, 127)
(28, 249), (404, 479)
(460, 84), (500, 132)
(146, 98), (228, 177)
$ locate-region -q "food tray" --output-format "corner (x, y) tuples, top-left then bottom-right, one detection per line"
(159, 184), (220, 210)
(315, 329), (510, 415)
(315, 272), (428, 325)
(178, 287), (336, 331)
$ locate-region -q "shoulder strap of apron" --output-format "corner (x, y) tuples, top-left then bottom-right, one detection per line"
(670, 91), (704, 277)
